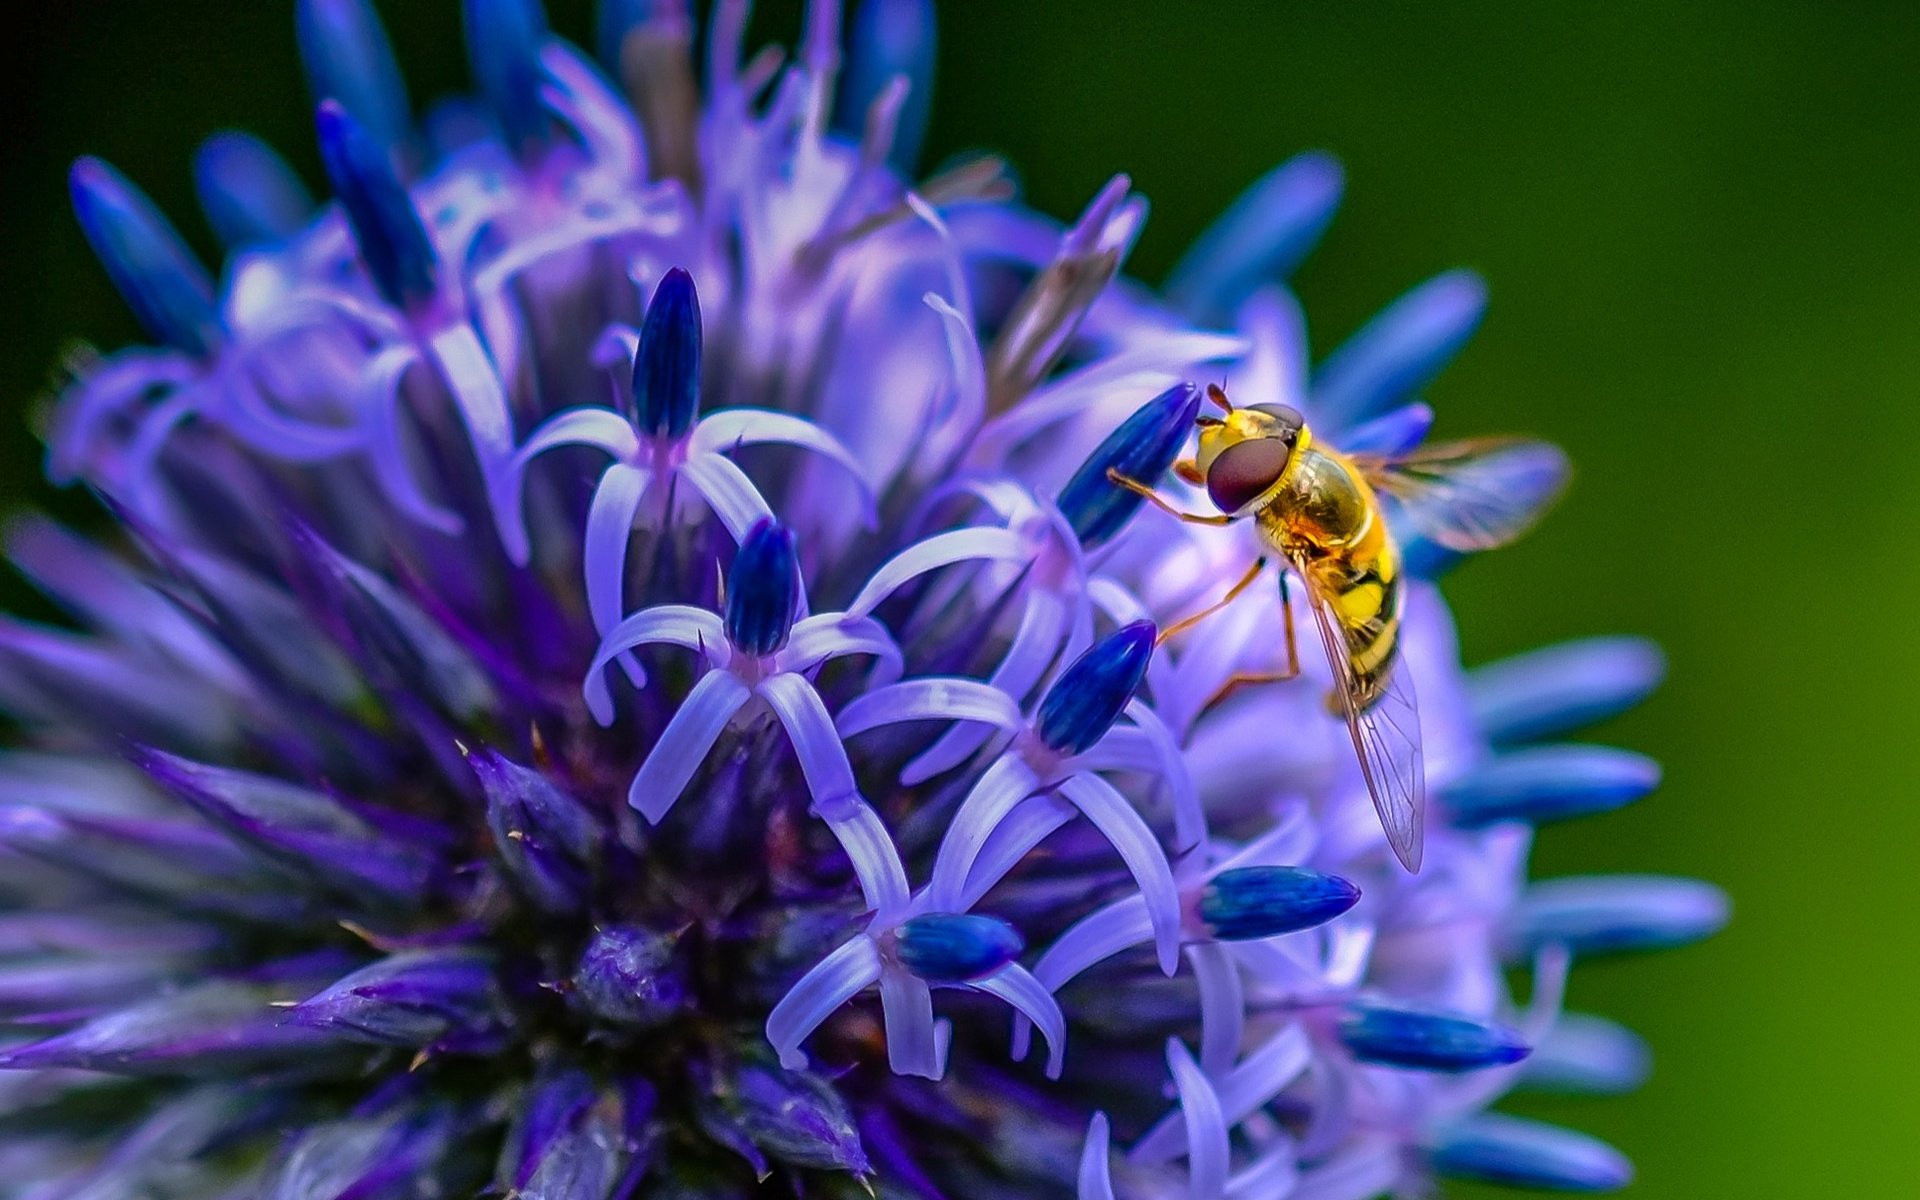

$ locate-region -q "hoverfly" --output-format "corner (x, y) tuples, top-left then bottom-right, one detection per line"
(1109, 385), (1567, 872)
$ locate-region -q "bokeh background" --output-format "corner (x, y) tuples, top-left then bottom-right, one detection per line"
(1, 1), (1912, 1195)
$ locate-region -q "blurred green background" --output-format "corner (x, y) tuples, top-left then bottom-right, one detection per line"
(1, 1), (1912, 1195)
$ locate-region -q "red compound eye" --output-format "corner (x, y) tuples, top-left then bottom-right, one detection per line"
(1206, 436), (1293, 512)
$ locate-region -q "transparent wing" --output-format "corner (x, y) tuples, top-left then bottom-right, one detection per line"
(1355, 438), (1569, 553)
(1293, 562), (1425, 872)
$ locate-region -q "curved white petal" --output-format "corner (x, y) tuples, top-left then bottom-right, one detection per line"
(1078, 1113), (1118, 1200)
(1188, 941), (1247, 1079)
(1057, 774), (1183, 976)
(625, 670), (752, 823)
(927, 755), (1042, 910)
(677, 450), (775, 541)
(836, 678), (1026, 740)
(960, 793), (1074, 914)
(1138, 1023), (1316, 1164)
(777, 613), (902, 681)
(845, 526), (1034, 620)
(583, 463), (654, 678)
(756, 671), (858, 805)
(1124, 698), (1206, 853)
(358, 344), (463, 537)
(539, 42), (645, 183)
(758, 673), (912, 917)
(904, 586), (1068, 784)
(1166, 1038), (1231, 1200)
(765, 934), (883, 1070)
(1035, 894), (1155, 992)
(878, 968), (941, 1079)
(517, 406), (642, 466)
(974, 963), (1066, 1079)
(583, 604), (725, 725)
(691, 408), (875, 524)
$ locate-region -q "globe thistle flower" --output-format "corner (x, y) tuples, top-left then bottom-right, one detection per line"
(2, 1), (1727, 1196)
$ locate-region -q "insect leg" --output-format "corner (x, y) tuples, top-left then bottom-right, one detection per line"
(1156, 557), (1269, 646)
(1279, 571), (1301, 677)
(1105, 469), (1235, 526)
(1196, 569), (1305, 710)
(1201, 662), (1304, 713)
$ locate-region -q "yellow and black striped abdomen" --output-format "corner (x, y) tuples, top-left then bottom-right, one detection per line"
(1312, 535), (1404, 710)
(1258, 445), (1405, 712)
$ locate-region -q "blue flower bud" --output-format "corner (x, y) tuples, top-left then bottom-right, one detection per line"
(701, 1055), (871, 1177)
(1341, 401), (1433, 457)
(472, 749), (601, 914)
(1163, 152), (1344, 324)
(632, 266), (703, 437)
(69, 157), (223, 357)
(0, 977), (354, 1073)
(1056, 383), (1202, 549)
(1196, 866), (1361, 941)
(570, 926), (687, 1029)
(837, 0), (938, 171)
(1444, 744), (1660, 828)
(315, 100), (439, 309)
(1035, 621), (1157, 754)
(193, 132), (315, 250)
(1504, 875), (1729, 961)
(298, 524), (496, 721)
(285, 949), (508, 1050)
(1468, 636), (1665, 746)
(464, 0), (551, 151)
(1431, 1114), (1633, 1192)
(894, 913), (1024, 983)
(296, 0), (412, 160)
(1520, 1012), (1652, 1097)
(502, 1069), (656, 1197)
(138, 749), (440, 910)
(1338, 999), (1530, 1072)
(725, 520), (800, 657)
(0, 804), (317, 927)
(1312, 269), (1488, 430)
(277, 1104), (483, 1199)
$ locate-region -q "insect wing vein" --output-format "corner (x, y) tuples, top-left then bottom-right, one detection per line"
(1293, 559), (1426, 872)
(1355, 438), (1569, 554)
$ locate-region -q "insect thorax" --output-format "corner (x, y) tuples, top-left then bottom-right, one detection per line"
(1268, 447), (1375, 550)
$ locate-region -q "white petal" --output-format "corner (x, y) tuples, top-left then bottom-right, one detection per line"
(1166, 1038), (1230, 1200)
(1078, 1113), (1118, 1200)
(691, 407), (874, 524)
(878, 969), (941, 1079)
(625, 670), (752, 823)
(677, 451), (775, 541)
(973, 963), (1066, 1079)
(1188, 941), (1247, 1078)
(582, 604), (725, 725)
(927, 755), (1042, 910)
(836, 678), (1026, 740)
(765, 934), (883, 1069)
(845, 526), (1033, 619)
(1057, 774), (1182, 976)
(777, 613), (902, 681)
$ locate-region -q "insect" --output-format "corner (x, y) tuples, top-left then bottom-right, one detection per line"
(1108, 385), (1568, 873)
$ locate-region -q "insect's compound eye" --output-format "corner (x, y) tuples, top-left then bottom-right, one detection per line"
(1246, 404), (1305, 444)
(1206, 436), (1293, 513)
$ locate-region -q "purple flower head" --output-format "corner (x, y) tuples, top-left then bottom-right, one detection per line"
(5, 1), (1723, 1196)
